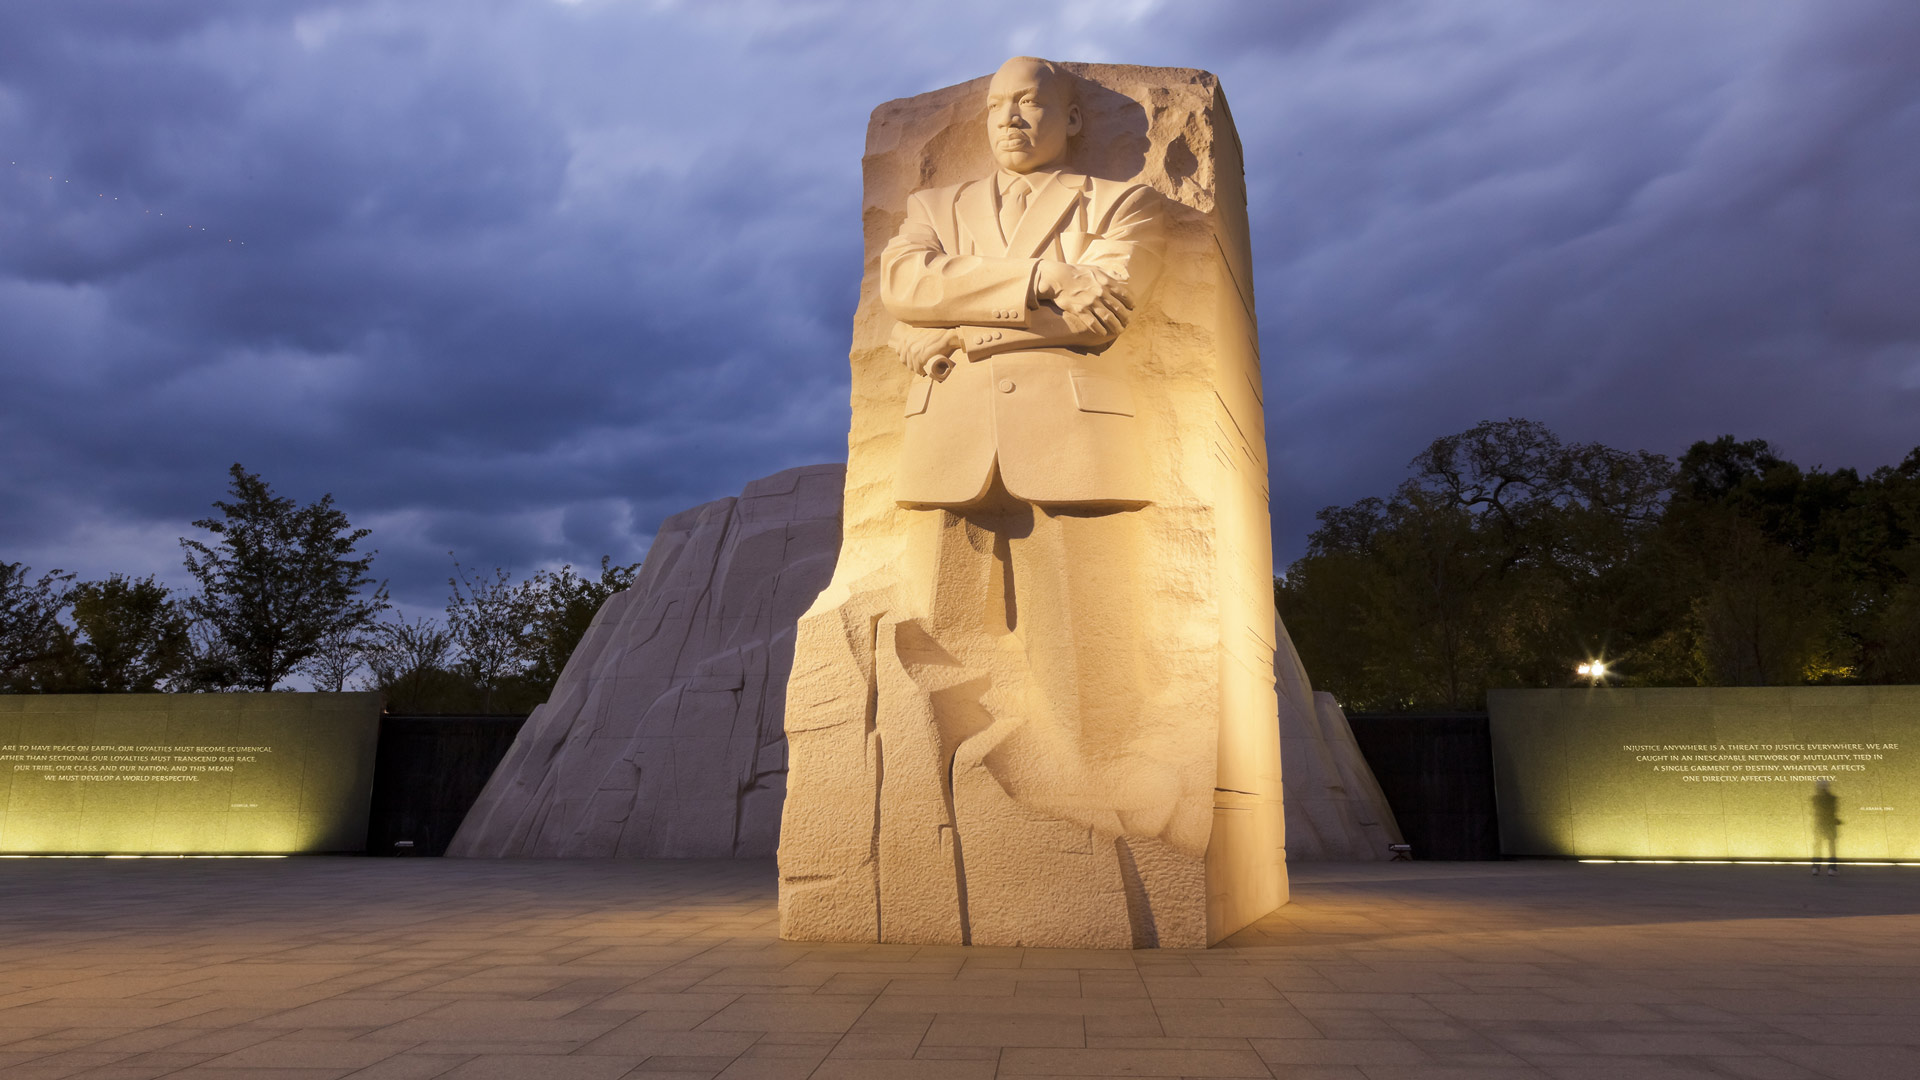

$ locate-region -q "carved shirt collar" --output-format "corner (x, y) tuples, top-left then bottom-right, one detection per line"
(995, 169), (1093, 198)
(998, 169), (1053, 199)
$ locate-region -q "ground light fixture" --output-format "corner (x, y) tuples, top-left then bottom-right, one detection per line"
(1575, 660), (1608, 680)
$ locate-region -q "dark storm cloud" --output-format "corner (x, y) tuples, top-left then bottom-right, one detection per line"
(1, 0), (876, 605)
(2, 0), (1915, 611)
(1209, 1), (1920, 552)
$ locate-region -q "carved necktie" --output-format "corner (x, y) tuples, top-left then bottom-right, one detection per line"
(999, 177), (1030, 246)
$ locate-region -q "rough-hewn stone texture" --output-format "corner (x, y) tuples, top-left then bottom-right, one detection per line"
(446, 464), (844, 858)
(778, 63), (1285, 948)
(450, 462), (1398, 869)
(1274, 618), (1404, 860)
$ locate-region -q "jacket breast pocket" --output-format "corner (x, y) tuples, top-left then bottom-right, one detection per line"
(903, 377), (932, 417)
(1071, 374), (1135, 417)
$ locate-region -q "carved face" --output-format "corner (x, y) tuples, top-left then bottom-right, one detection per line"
(986, 58), (1082, 174)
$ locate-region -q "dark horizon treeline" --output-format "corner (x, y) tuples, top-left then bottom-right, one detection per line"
(1279, 419), (1920, 712)
(1, 464), (636, 713)
(10, 431), (1916, 717)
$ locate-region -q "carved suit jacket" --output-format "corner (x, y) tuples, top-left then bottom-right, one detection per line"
(881, 171), (1164, 508)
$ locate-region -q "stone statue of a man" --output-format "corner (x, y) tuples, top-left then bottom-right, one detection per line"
(779, 56), (1285, 949)
(883, 55), (1164, 507)
(869, 56), (1190, 946)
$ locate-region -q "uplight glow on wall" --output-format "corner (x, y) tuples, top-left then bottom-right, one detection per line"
(0, 693), (381, 854)
(1488, 687), (1920, 861)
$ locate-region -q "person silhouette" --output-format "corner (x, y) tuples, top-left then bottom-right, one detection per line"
(1810, 779), (1841, 875)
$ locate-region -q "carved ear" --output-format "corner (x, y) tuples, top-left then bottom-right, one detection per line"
(1066, 103), (1083, 138)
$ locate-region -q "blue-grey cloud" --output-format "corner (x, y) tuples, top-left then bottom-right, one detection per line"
(2, 0), (1915, 614)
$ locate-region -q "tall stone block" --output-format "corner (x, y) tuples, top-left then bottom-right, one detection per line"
(779, 61), (1284, 948)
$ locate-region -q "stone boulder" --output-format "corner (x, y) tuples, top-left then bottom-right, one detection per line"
(1274, 616), (1404, 860)
(446, 464), (844, 858)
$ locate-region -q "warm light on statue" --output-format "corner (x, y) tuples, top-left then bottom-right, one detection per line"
(778, 57), (1286, 949)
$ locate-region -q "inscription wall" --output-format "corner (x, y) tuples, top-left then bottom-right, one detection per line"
(0, 693), (381, 853)
(1490, 687), (1920, 860)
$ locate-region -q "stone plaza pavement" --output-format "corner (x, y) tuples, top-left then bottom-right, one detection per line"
(0, 859), (1914, 1079)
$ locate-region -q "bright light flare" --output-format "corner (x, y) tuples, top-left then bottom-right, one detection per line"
(1576, 660), (1608, 679)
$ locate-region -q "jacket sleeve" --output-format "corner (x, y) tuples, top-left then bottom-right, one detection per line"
(953, 184), (1166, 360)
(954, 308), (1107, 357)
(880, 188), (1037, 328)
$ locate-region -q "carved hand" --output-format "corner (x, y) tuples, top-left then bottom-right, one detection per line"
(1035, 260), (1134, 336)
(889, 323), (963, 381)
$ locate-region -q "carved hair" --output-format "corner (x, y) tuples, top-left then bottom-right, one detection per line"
(1005, 55), (1080, 108)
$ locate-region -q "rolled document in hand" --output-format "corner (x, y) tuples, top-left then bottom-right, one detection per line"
(928, 351), (957, 381)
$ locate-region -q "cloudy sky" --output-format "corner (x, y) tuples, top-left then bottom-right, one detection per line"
(3, 0), (1916, 612)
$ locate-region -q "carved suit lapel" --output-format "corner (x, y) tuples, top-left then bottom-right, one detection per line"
(955, 180), (999, 256)
(1006, 173), (1086, 260)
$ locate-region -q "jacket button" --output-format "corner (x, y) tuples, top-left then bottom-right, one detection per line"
(997, 379), (1015, 393)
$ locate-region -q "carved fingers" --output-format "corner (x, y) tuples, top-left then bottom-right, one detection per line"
(1036, 261), (1134, 337)
(889, 323), (963, 379)
(1080, 292), (1133, 335)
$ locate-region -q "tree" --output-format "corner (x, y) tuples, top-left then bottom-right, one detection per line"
(171, 620), (239, 692)
(1686, 516), (1838, 685)
(364, 616), (456, 712)
(66, 575), (192, 692)
(1282, 421), (1920, 706)
(1281, 420), (1677, 710)
(1, 562), (75, 692)
(1866, 550), (1920, 682)
(435, 555), (638, 712)
(302, 623), (371, 694)
(1656, 437), (1920, 685)
(1674, 436), (1786, 503)
(446, 561), (534, 712)
(179, 464), (387, 691)
(521, 557), (639, 692)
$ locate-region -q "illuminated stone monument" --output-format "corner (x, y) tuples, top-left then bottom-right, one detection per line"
(778, 58), (1283, 948)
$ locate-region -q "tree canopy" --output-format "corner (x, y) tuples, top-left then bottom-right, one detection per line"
(1279, 420), (1920, 711)
(65, 575), (192, 692)
(0, 562), (75, 692)
(4, 464), (639, 709)
(394, 556), (638, 713)
(179, 464), (388, 691)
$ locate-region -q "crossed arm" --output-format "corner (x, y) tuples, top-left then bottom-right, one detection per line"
(880, 185), (1162, 379)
